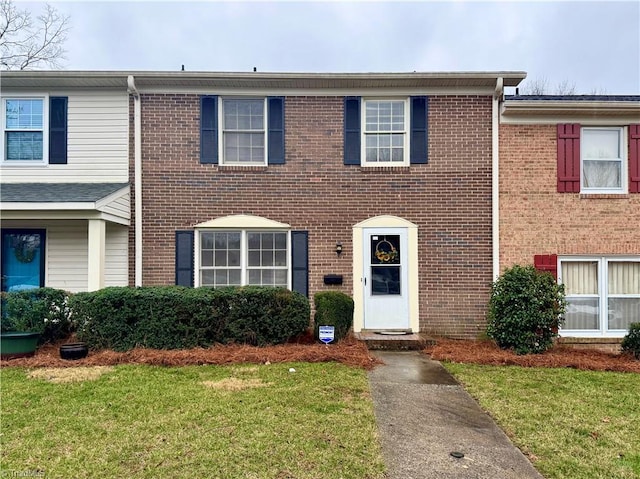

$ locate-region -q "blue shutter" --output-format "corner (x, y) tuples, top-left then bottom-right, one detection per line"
(49, 97), (67, 164)
(175, 230), (194, 287)
(268, 97), (285, 164)
(291, 231), (309, 297)
(410, 96), (428, 164)
(343, 97), (361, 165)
(200, 95), (218, 164)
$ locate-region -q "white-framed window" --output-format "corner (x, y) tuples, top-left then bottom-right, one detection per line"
(198, 230), (289, 288)
(1, 96), (49, 164)
(559, 256), (640, 337)
(220, 98), (266, 165)
(362, 99), (409, 166)
(581, 127), (627, 194)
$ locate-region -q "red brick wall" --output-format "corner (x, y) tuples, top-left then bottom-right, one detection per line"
(133, 94), (494, 338)
(499, 124), (640, 269)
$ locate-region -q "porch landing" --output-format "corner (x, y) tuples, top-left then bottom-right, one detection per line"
(354, 331), (436, 351)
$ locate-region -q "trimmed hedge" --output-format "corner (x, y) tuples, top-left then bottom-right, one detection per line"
(70, 286), (310, 351)
(1, 287), (73, 344)
(313, 291), (354, 343)
(487, 264), (566, 355)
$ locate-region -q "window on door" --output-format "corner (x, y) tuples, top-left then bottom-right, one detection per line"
(370, 234), (401, 295)
(1, 229), (46, 292)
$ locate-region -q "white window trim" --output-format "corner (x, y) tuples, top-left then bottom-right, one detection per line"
(360, 97), (410, 167)
(559, 255), (640, 338)
(194, 229), (291, 288)
(1, 94), (50, 166)
(218, 97), (268, 167)
(580, 126), (627, 194)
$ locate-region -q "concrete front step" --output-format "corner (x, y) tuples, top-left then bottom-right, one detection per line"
(354, 331), (436, 351)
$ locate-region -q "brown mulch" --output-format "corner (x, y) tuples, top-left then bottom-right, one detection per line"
(3, 335), (638, 373)
(0, 335), (382, 370)
(426, 338), (640, 374)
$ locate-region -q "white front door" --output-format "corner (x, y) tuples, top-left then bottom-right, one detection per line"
(363, 228), (409, 330)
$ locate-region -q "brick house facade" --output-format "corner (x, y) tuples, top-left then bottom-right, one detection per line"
(128, 72), (525, 339)
(500, 95), (640, 343)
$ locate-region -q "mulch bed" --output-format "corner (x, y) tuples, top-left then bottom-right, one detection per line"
(427, 338), (640, 374)
(0, 335), (382, 370)
(3, 336), (638, 373)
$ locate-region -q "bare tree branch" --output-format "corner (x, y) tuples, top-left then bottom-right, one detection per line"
(520, 77), (549, 95)
(0, 0), (70, 70)
(554, 79), (576, 95)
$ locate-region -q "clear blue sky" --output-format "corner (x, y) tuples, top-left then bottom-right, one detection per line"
(23, 0), (640, 94)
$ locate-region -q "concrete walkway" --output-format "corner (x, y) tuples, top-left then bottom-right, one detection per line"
(368, 351), (544, 479)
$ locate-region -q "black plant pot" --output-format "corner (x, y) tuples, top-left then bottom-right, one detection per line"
(60, 342), (88, 360)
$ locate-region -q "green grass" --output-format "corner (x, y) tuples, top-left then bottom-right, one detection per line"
(1, 363), (386, 479)
(444, 363), (640, 479)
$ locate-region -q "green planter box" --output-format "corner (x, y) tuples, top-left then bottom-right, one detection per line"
(0, 332), (41, 360)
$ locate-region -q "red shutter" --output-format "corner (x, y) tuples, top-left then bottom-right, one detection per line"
(557, 124), (581, 193)
(629, 124), (640, 194)
(534, 254), (558, 280)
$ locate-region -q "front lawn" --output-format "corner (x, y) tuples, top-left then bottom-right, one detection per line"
(445, 363), (640, 479)
(1, 363), (385, 479)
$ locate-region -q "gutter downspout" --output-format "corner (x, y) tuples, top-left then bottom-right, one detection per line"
(127, 75), (143, 287)
(492, 77), (503, 280)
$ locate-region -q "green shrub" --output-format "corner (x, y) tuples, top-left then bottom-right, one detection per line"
(224, 287), (311, 346)
(71, 286), (310, 351)
(1, 288), (73, 344)
(621, 323), (640, 359)
(313, 291), (354, 343)
(487, 264), (566, 355)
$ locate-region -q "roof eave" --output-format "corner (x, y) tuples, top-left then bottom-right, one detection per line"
(1, 70), (527, 90)
(501, 100), (640, 125)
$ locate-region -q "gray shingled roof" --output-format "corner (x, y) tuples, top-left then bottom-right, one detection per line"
(1, 183), (129, 203)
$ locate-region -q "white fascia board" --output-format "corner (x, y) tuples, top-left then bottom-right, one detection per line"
(0, 207), (130, 226)
(135, 86), (499, 97)
(1, 201), (96, 210)
(501, 100), (640, 125)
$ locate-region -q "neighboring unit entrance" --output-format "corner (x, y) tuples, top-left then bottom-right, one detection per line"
(363, 228), (409, 330)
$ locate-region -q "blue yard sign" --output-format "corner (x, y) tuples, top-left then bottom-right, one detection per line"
(318, 326), (335, 344)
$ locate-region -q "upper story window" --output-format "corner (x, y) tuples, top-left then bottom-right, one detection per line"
(222, 99), (266, 165)
(557, 123), (639, 194)
(581, 127), (626, 193)
(343, 96), (428, 167)
(199, 96), (284, 166)
(2, 97), (48, 163)
(363, 100), (408, 165)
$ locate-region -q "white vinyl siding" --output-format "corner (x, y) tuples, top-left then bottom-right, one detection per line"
(105, 223), (129, 287)
(45, 222), (88, 292)
(2, 219), (129, 292)
(100, 192), (131, 220)
(1, 91), (129, 182)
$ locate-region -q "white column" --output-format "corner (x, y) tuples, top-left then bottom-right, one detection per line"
(87, 219), (106, 291)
